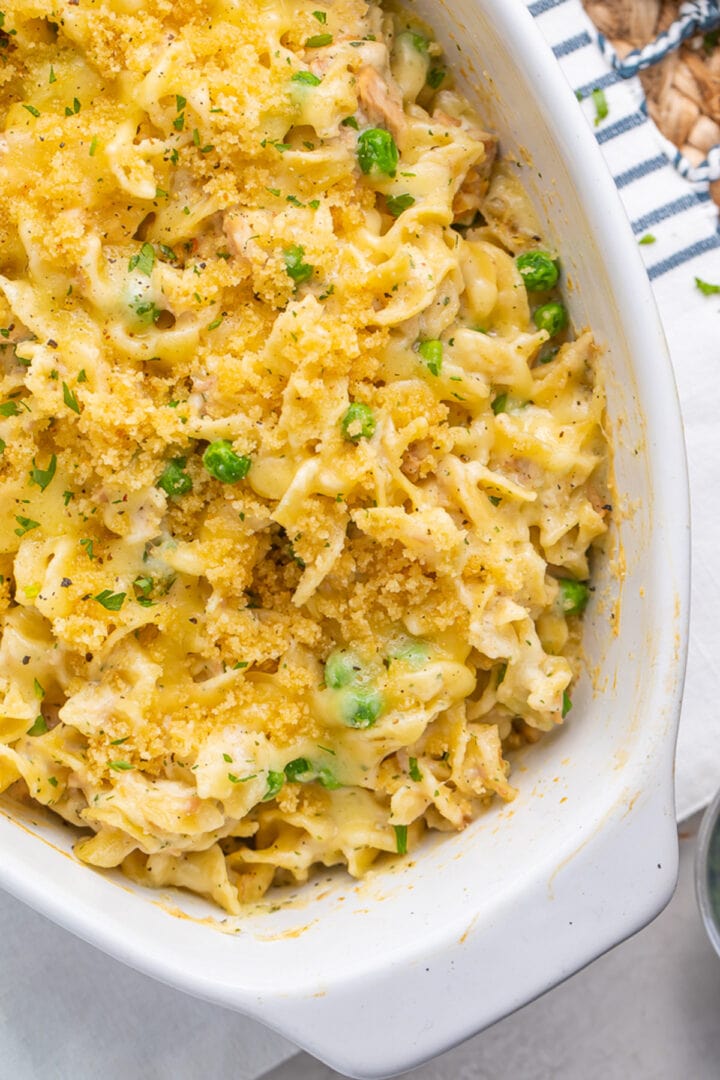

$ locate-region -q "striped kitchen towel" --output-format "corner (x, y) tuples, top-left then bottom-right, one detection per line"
(527, 0), (720, 821)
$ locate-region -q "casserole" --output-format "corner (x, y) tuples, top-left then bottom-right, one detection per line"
(0, 1), (689, 1076)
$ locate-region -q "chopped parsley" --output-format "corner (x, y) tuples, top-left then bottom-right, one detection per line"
(132, 575), (155, 607)
(427, 67), (446, 89)
(393, 824), (408, 855)
(292, 70), (322, 86)
(62, 382), (80, 413)
(695, 276), (720, 296)
(128, 242), (155, 276)
(312, 10), (327, 22)
(27, 715), (48, 736)
(15, 515), (40, 537)
(305, 33), (333, 47)
(638, 234), (656, 246)
(283, 244), (314, 284)
(94, 589), (126, 612)
(409, 757), (422, 782)
(80, 538), (95, 559)
(29, 453), (57, 492)
(22, 103), (40, 117)
(591, 87), (608, 126)
(109, 760), (134, 771)
(386, 193), (415, 217)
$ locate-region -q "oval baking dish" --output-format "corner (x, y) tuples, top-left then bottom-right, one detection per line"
(0, 1), (689, 1076)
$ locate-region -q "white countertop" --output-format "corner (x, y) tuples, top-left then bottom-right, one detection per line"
(0, 897), (295, 1079)
(3, 814), (720, 1080)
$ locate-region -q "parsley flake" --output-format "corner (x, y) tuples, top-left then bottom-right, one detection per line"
(305, 33), (332, 47)
(29, 454), (57, 492)
(27, 715), (48, 736)
(128, 242), (155, 276)
(94, 589), (126, 612)
(592, 87), (608, 126)
(292, 70), (321, 86)
(695, 276), (720, 296)
(62, 382), (80, 413)
(283, 244), (314, 284)
(15, 515), (40, 537)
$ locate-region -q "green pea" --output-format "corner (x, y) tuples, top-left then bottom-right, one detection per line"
(399, 30), (429, 54)
(516, 251), (559, 291)
(357, 128), (398, 177)
(202, 440), (251, 483)
(556, 578), (589, 616)
(262, 770), (285, 801)
(534, 302), (568, 336)
(390, 638), (429, 668)
(284, 757), (312, 781)
(324, 650), (360, 689)
(417, 339), (442, 376)
(156, 457), (192, 497)
(342, 688), (383, 729)
(317, 766), (342, 790)
(341, 402), (375, 442)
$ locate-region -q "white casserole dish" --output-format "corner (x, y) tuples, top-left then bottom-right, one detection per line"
(0, 1), (689, 1076)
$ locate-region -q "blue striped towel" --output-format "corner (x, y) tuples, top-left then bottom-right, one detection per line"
(527, 0), (720, 821)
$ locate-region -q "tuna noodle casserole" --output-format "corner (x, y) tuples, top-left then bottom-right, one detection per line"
(0, 0), (608, 912)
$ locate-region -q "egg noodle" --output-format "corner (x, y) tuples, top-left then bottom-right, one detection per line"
(0, 0), (608, 913)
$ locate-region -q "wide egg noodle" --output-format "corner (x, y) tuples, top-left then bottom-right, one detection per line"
(0, 0), (608, 913)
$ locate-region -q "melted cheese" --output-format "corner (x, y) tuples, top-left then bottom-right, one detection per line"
(0, 0), (608, 913)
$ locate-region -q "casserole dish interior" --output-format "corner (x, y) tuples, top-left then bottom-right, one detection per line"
(0, 1), (689, 1076)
